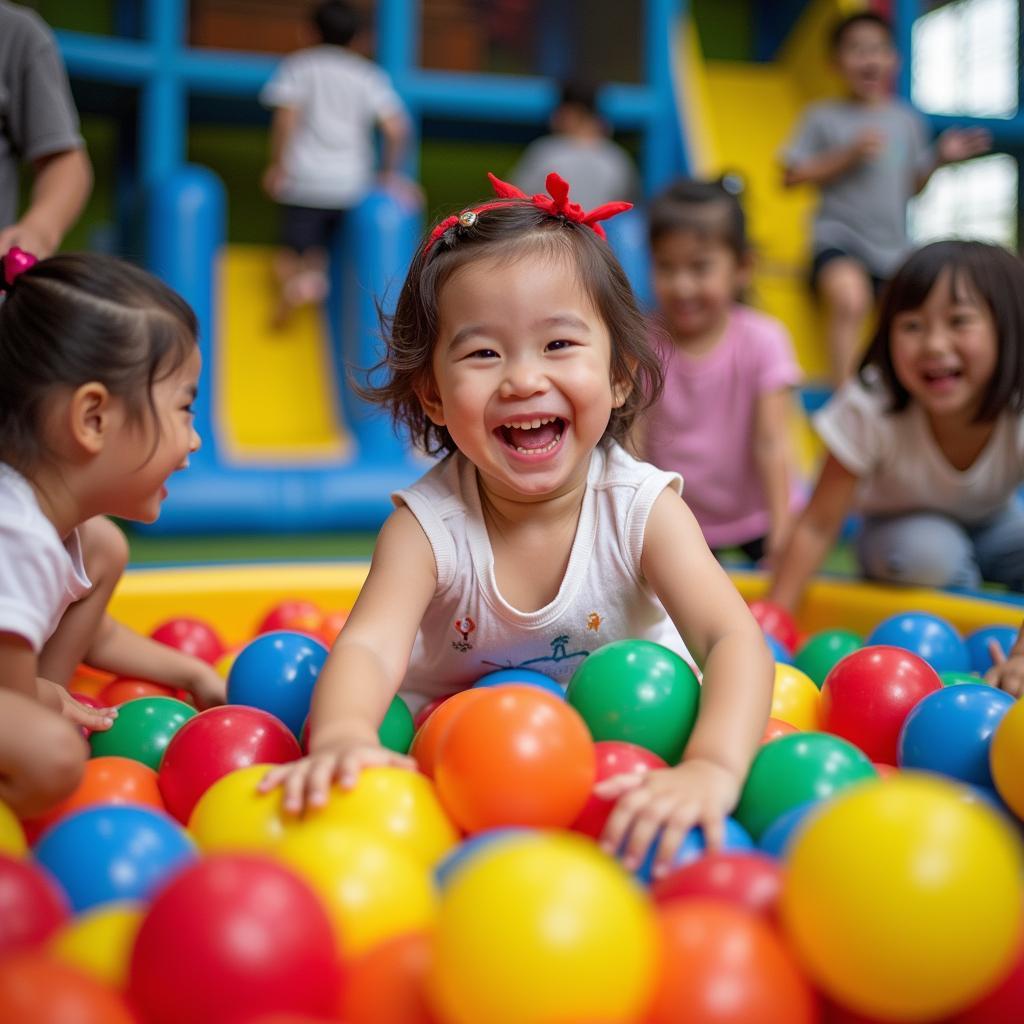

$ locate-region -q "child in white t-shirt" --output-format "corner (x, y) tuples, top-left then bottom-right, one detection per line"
(0, 249), (224, 816)
(260, 0), (414, 326)
(770, 240), (1024, 613)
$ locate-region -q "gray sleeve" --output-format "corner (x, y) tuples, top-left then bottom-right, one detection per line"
(780, 105), (827, 168)
(509, 139), (553, 197)
(7, 20), (83, 162)
(908, 107), (935, 176)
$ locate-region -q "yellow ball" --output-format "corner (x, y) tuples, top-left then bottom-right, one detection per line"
(187, 763), (299, 853)
(770, 663), (820, 731)
(313, 766), (458, 867)
(0, 800), (27, 857)
(429, 831), (658, 1024)
(274, 820), (437, 956)
(781, 773), (1024, 1021)
(49, 902), (144, 989)
(214, 648), (239, 679)
(991, 696), (1024, 819)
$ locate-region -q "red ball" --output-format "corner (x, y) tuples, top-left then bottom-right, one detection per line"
(434, 686), (596, 832)
(341, 932), (436, 1024)
(761, 717), (799, 744)
(571, 740), (666, 838)
(151, 617), (225, 665)
(99, 677), (180, 706)
(258, 600), (324, 638)
(647, 900), (819, 1024)
(0, 854), (68, 954)
(158, 706), (302, 823)
(821, 646), (941, 764)
(958, 928), (1024, 1024)
(128, 854), (343, 1024)
(413, 693), (455, 733)
(651, 851), (783, 920)
(748, 600), (800, 653)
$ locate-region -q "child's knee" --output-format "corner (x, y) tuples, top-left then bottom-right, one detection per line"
(860, 522), (979, 589)
(80, 516), (129, 583)
(18, 718), (88, 817)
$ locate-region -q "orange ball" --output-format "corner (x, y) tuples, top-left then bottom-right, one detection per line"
(0, 952), (135, 1024)
(258, 599), (324, 638)
(434, 685), (596, 832)
(99, 678), (180, 706)
(647, 900), (819, 1024)
(341, 932), (436, 1024)
(761, 718), (799, 744)
(319, 610), (349, 647)
(410, 689), (486, 779)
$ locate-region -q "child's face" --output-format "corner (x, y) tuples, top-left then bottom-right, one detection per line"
(834, 22), (897, 101)
(102, 345), (202, 523)
(889, 269), (998, 422)
(651, 231), (748, 342)
(421, 252), (623, 502)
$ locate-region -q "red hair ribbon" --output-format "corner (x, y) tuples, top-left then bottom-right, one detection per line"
(1, 247), (38, 290)
(422, 171), (632, 256)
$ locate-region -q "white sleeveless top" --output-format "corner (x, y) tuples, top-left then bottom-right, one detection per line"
(392, 441), (689, 709)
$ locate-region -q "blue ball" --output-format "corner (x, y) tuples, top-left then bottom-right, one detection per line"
(473, 668), (565, 698)
(633, 817), (754, 884)
(759, 799), (821, 859)
(764, 634), (793, 665)
(965, 625), (1018, 675)
(227, 630), (328, 738)
(867, 612), (969, 673)
(897, 683), (1015, 788)
(34, 805), (196, 913)
(434, 828), (528, 888)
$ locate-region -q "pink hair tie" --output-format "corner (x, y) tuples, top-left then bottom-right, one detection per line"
(1, 247), (38, 290)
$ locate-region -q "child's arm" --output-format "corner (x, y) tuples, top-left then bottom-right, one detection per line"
(783, 130), (884, 188)
(260, 507), (437, 813)
(376, 111), (422, 205)
(753, 388), (798, 564)
(766, 454), (860, 614)
(596, 489), (774, 879)
(261, 106), (298, 199)
(913, 127), (991, 194)
(985, 624), (1024, 698)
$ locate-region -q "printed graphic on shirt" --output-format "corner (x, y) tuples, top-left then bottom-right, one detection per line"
(452, 616), (475, 653)
(586, 611), (602, 632)
(480, 633), (590, 679)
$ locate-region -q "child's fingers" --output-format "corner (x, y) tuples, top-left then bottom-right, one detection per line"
(612, 793), (676, 871)
(258, 763), (291, 792)
(650, 809), (699, 880)
(384, 751), (418, 772)
(699, 812), (726, 853)
(593, 772), (645, 800)
(989, 639), (1008, 666)
(306, 758), (338, 807)
(282, 762), (313, 814)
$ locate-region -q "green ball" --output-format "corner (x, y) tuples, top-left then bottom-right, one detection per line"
(733, 731), (877, 840)
(940, 670), (984, 687)
(89, 696), (197, 771)
(566, 639), (700, 764)
(378, 694), (415, 754)
(794, 629), (862, 688)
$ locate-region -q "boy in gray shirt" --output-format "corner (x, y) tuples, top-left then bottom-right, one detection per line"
(781, 11), (988, 382)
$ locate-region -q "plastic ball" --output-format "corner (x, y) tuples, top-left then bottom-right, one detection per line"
(435, 828), (527, 888)
(34, 804), (195, 913)
(410, 689), (486, 777)
(762, 717), (799, 743)
(0, 952), (136, 1024)
(758, 800), (821, 859)
(566, 639), (700, 763)
(821, 646), (941, 764)
(866, 612), (969, 673)
(780, 774), (1024, 1021)
(966, 625), (1019, 675)
(150, 616), (225, 664)
(378, 694), (416, 753)
(412, 693), (453, 732)
(23, 756), (164, 843)
(794, 629), (862, 687)
(991, 696), (1024, 819)
(748, 599), (800, 653)
(49, 901), (143, 989)
(473, 667), (565, 697)
(734, 732), (877, 840)
(89, 696), (197, 770)
(633, 818), (754, 884)
(764, 633), (793, 664)
(428, 832), (658, 1024)
(650, 850), (783, 919)
(571, 740), (667, 838)
(0, 853), (68, 954)
(958, 931), (1024, 1024)
(0, 800), (27, 856)
(319, 608), (349, 646)
(434, 685), (595, 832)
(99, 677), (180, 705)
(341, 932), (435, 1024)
(942, 670), (984, 686)
(257, 599), (323, 637)
(128, 854), (343, 1024)
(158, 706), (300, 824)
(187, 763), (297, 853)
(275, 821), (438, 956)
(648, 899), (819, 1024)
(215, 648), (239, 679)
(898, 683), (1014, 788)
(314, 765), (457, 867)
(227, 631), (328, 738)
(769, 663), (821, 730)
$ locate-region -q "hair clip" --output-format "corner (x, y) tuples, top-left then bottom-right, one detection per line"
(422, 172), (632, 256)
(0, 247), (38, 292)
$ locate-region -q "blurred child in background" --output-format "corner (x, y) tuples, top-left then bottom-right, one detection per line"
(639, 179), (803, 567)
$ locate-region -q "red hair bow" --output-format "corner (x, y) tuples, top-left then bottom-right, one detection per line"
(0, 246), (37, 290)
(423, 171), (632, 256)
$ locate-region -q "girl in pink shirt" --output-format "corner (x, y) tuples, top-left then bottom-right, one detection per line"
(640, 179), (803, 565)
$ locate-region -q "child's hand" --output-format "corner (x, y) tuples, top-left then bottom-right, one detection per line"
(936, 127), (991, 166)
(46, 681), (117, 732)
(985, 635), (1024, 698)
(852, 129), (885, 162)
(596, 759), (742, 880)
(259, 737), (416, 815)
(261, 164), (286, 199)
(184, 662), (227, 710)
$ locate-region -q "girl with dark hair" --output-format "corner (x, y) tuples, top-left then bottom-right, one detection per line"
(0, 249), (225, 816)
(262, 173), (774, 879)
(770, 240), (1024, 635)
